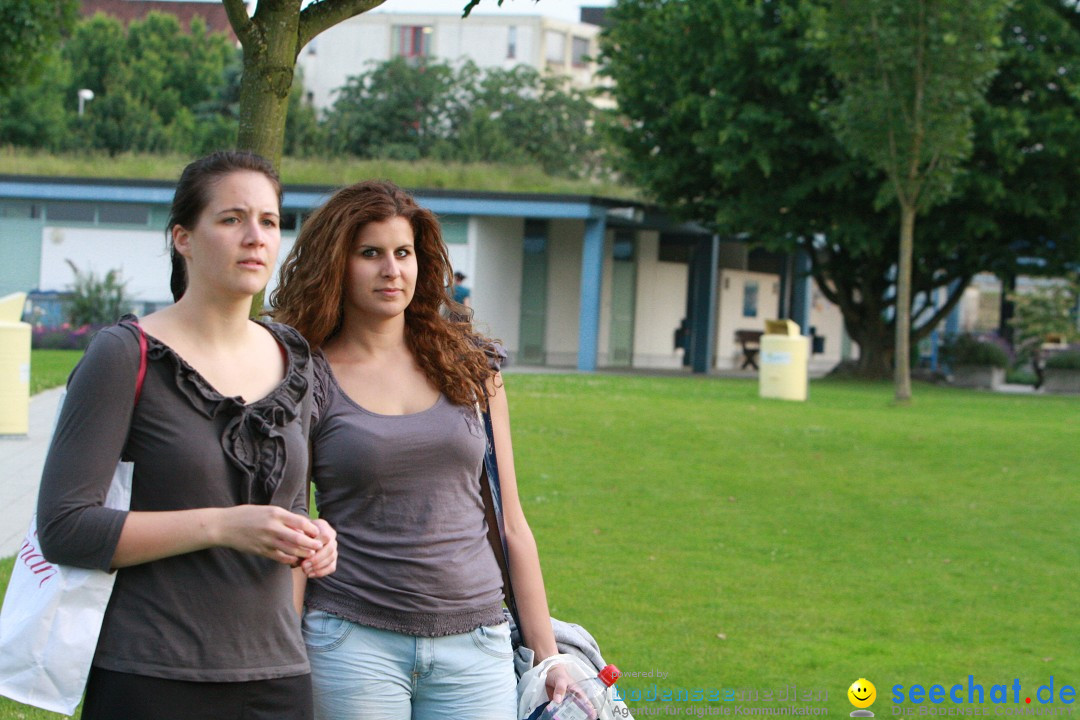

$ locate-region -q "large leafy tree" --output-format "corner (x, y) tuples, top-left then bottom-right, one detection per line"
(65, 12), (237, 154)
(322, 58), (599, 176)
(1, 11), (239, 153)
(0, 51), (72, 149)
(0, 0), (76, 146)
(451, 63), (600, 176)
(324, 58), (459, 161)
(599, 0), (1080, 378)
(816, 0), (1006, 402)
(0, 0), (77, 94)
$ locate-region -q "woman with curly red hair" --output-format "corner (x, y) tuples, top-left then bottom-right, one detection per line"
(271, 180), (571, 720)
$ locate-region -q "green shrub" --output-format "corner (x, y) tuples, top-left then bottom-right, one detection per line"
(64, 259), (131, 326)
(1005, 367), (1038, 386)
(943, 334), (1010, 369)
(1045, 349), (1080, 370)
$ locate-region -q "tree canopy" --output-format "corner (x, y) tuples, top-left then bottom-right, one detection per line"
(815, 0), (1007, 400)
(0, 11), (239, 154)
(0, 0), (77, 94)
(599, 0), (1080, 377)
(323, 58), (600, 176)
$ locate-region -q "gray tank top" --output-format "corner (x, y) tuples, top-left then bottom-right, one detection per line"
(304, 352), (505, 636)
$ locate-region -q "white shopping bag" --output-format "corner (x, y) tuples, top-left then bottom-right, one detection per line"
(0, 389), (134, 716)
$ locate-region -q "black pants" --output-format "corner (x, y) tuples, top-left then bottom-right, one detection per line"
(81, 667), (314, 720)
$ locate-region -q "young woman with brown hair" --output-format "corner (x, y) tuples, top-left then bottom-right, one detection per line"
(272, 180), (570, 720)
(37, 151), (336, 720)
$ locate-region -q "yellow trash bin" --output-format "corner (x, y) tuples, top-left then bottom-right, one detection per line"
(0, 292), (31, 435)
(759, 319), (809, 401)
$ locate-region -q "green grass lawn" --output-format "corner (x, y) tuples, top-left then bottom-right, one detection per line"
(29, 350), (81, 395)
(1, 375), (1076, 719)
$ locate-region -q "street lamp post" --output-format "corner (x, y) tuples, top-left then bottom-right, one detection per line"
(77, 88), (95, 116)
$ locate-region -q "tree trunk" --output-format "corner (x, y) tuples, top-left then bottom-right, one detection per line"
(894, 204), (916, 402)
(237, 60), (292, 168)
(232, 3), (300, 316)
(855, 337), (894, 378)
(235, 14), (299, 168)
(843, 314), (894, 379)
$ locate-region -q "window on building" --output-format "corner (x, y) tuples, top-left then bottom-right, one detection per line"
(613, 230), (634, 261)
(0, 202), (42, 219)
(507, 26), (517, 59)
(392, 25), (433, 59)
(280, 212), (304, 232)
(545, 30), (565, 65)
(98, 204), (150, 225)
(658, 235), (693, 263)
(440, 216), (468, 245)
(571, 36), (590, 67)
(46, 202), (95, 223)
(743, 282), (759, 318)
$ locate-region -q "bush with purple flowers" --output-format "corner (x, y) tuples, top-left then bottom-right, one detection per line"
(31, 323), (102, 350)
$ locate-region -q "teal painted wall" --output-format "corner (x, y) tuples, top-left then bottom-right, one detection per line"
(0, 218), (44, 296)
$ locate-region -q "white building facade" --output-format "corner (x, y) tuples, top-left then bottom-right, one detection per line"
(297, 11), (604, 110)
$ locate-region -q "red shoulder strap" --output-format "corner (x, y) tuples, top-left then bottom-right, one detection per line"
(133, 324), (148, 406)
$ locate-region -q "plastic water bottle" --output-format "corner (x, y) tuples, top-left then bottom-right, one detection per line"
(538, 664), (621, 720)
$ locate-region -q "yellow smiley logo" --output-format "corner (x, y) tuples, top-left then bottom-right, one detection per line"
(848, 679), (877, 709)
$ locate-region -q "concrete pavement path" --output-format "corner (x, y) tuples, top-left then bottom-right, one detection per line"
(0, 387), (63, 558)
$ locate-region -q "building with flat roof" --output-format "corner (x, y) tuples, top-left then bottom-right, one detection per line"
(0, 175), (851, 373)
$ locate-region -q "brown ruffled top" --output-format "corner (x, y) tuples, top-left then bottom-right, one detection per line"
(121, 313), (311, 504)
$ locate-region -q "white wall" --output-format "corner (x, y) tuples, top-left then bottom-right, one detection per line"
(446, 241), (473, 291)
(297, 21), (391, 110)
(39, 227), (172, 305)
(39, 226), (301, 310)
(470, 216), (523, 352)
(432, 16), (540, 69)
(264, 234), (298, 304)
(633, 232), (687, 369)
(714, 269), (781, 370)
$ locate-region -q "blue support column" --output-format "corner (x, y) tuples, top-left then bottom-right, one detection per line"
(577, 216), (606, 371)
(689, 235), (720, 373)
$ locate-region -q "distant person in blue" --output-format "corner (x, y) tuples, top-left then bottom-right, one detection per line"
(453, 271), (471, 308)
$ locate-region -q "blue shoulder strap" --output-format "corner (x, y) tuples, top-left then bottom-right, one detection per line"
(480, 407), (521, 631)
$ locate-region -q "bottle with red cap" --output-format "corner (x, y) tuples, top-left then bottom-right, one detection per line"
(537, 664), (621, 720)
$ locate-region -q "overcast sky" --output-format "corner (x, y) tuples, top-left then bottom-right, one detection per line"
(370, 0), (614, 23)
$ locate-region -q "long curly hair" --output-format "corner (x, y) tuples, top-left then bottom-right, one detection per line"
(271, 180), (498, 408)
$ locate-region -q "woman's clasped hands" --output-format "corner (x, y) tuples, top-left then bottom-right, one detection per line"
(216, 504), (337, 578)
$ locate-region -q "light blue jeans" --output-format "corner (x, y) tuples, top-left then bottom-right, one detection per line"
(302, 609), (517, 720)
